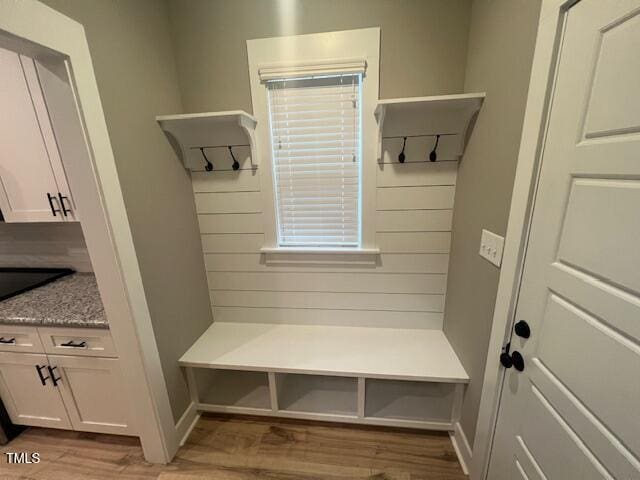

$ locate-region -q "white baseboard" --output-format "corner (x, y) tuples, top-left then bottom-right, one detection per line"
(450, 422), (473, 477)
(174, 402), (200, 447)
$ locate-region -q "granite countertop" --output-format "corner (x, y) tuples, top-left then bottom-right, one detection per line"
(0, 273), (108, 329)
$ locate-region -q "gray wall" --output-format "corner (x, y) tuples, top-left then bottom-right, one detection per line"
(443, 0), (541, 445)
(167, 0), (471, 111)
(166, 0), (473, 329)
(41, 0), (213, 422)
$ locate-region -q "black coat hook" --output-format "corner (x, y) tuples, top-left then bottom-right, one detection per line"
(200, 147), (213, 172)
(429, 134), (440, 162)
(398, 137), (407, 163)
(229, 146), (240, 171)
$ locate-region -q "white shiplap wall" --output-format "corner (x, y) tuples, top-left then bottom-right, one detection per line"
(192, 157), (456, 330)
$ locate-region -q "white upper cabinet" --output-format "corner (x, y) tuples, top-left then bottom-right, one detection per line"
(0, 47), (77, 222)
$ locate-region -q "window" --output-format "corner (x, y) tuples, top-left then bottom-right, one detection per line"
(266, 74), (362, 248)
(247, 29), (380, 257)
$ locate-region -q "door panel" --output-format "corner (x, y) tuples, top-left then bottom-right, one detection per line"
(515, 460), (536, 480)
(49, 355), (134, 435)
(528, 360), (640, 480)
(537, 295), (640, 456)
(557, 179), (640, 294)
(521, 385), (608, 480)
(514, 437), (546, 480)
(0, 352), (71, 429)
(582, 9), (640, 138)
(547, 263), (640, 343)
(489, 1), (640, 478)
(514, 462), (530, 480)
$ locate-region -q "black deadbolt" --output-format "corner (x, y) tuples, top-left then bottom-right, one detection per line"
(514, 320), (531, 339)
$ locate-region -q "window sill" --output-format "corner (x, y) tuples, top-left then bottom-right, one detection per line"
(260, 247), (380, 266)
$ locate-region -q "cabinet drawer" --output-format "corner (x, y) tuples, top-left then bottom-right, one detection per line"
(37, 327), (116, 358)
(0, 325), (44, 353)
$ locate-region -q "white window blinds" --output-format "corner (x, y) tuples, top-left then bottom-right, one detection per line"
(267, 74), (362, 248)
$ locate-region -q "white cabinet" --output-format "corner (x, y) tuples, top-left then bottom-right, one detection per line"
(0, 327), (134, 436)
(0, 46), (78, 222)
(49, 355), (133, 435)
(0, 352), (71, 429)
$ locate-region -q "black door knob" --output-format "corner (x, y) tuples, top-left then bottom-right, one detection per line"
(500, 342), (514, 368)
(514, 320), (531, 339)
(500, 351), (513, 368)
(499, 342), (525, 371)
(511, 351), (525, 371)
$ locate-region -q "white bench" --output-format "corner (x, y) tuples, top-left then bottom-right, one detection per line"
(180, 322), (468, 431)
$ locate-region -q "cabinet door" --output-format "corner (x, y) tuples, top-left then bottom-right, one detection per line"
(0, 47), (68, 222)
(33, 59), (80, 222)
(48, 355), (135, 435)
(0, 352), (71, 429)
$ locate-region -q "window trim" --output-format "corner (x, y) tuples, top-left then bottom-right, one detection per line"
(260, 247), (381, 266)
(258, 57), (367, 81)
(247, 28), (380, 258)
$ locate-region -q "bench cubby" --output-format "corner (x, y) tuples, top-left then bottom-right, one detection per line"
(365, 378), (458, 426)
(275, 373), (358, 417)
(190, 368), (271, 412)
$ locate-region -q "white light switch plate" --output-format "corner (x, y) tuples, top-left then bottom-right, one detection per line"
(479, 229), (504, 267)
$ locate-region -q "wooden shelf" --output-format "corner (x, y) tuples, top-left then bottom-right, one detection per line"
(375, 93), (485, 164)
(156, 110), (258, 171)
(179, 322), (468, 383)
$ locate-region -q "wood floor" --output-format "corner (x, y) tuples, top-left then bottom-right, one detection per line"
(0, 414), (468, 479)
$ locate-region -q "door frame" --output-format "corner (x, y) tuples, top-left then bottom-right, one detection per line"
(470, 0), (580, 478)
(0, 0), (178, 463)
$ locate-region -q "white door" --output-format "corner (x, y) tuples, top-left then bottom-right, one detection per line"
(0, 47), (73, 222)
(0, 352), (71, 429)
(488, 1), (640, 479)
(49, 355), (135, 435)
